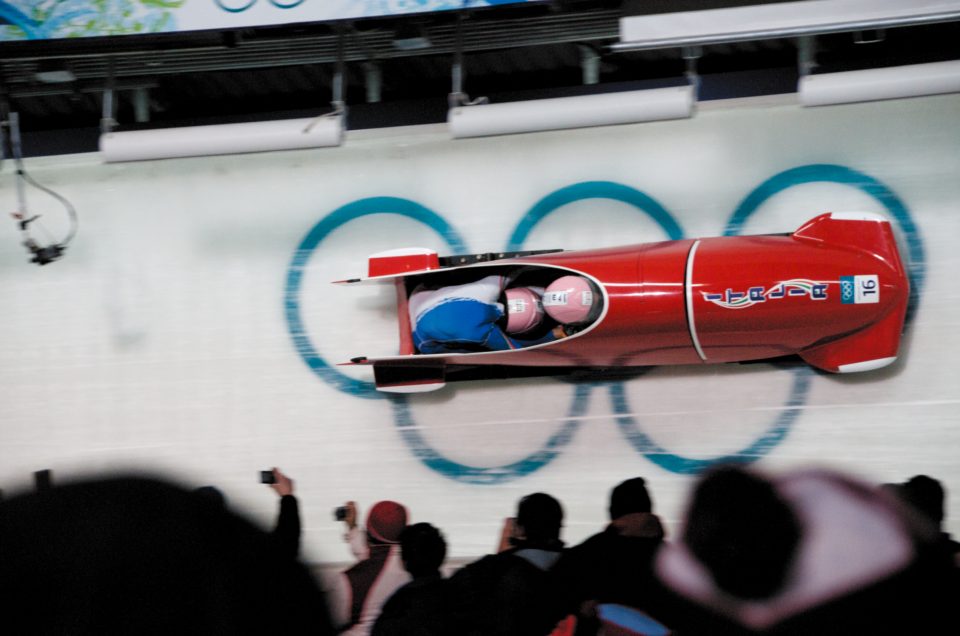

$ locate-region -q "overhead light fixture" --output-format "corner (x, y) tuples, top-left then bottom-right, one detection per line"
(99, 113), (345, 162)
(617, 0), (960, 51)
(444, 7), (694, 140)
(447, 85), (695, 139)
(799, 59), (960, 106)
(102, 26), (350, 163)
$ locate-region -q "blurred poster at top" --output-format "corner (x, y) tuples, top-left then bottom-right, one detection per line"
(0, 0), (544, 41)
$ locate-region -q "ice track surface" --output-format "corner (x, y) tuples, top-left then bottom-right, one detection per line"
(1, 93), (958, 563)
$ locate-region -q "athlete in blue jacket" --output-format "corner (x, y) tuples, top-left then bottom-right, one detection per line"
(408, 275), (563, 354)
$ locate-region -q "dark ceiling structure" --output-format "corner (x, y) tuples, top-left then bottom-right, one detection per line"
(1, 0), (958, 156)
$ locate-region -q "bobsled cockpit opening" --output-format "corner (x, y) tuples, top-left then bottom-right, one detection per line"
(403, 263), (604, 355)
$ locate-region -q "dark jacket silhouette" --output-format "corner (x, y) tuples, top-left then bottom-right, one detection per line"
(0, 476), (333, 635)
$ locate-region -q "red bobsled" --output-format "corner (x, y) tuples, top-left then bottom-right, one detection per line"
(337, 212), (909, 392)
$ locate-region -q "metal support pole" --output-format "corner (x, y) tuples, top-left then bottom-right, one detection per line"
(9, 112), (27, 214)
(682, 46), (702, 97)
(101, 88), (116, 133)
(0, 81), (9, 160)
(332, 28), (346, 113)
(797, 35), (817, 77)
(449, 13), (486, 109)
(101, 59), (116, 133)
(579, 45), (600, 85)
(363, 61), (381, 104)
(132, 87), (150, 123)
(449, 13), (466, 108)
(450, 61), (465, 107)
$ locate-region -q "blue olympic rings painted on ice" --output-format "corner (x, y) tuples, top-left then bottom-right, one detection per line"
(284, 196), (466, 399)
(389, 382), (592, 485)
(284, 165), (926, 483)
(507, 181), (685, 249)
(610, 369), (813, 475)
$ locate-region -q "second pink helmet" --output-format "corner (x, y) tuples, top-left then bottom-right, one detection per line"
(543, 275), (601, 325)
(504, 287), (545, 334)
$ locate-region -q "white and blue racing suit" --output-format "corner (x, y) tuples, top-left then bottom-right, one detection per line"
(408, 275), (559, 354)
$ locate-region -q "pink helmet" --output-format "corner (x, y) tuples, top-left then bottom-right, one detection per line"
(504, 287), (545, 334)
(543, 275), (601, 325)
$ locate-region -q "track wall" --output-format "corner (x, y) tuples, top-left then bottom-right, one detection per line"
(1, 94), (958, 562)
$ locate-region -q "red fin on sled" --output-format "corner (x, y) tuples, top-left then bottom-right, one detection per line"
(793, 212), (904, 270)
(368, 248), (439, 278)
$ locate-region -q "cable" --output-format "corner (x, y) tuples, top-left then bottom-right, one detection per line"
(16, 168), (79, 247)
(4, 112), (79, 265)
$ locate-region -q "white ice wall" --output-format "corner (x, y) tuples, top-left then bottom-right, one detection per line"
(1, 94), (958, 565)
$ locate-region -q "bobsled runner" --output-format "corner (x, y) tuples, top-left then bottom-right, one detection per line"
(336, 212), (909, 393)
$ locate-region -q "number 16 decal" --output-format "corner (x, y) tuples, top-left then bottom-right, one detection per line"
(840, 275), (880, 304)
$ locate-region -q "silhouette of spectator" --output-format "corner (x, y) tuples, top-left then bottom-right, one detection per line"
(448, 492), (566, 636)
(194, 484), (227, 507)
(652, 465), (957, 635)
(0, 475), (333, 634)
(897, 474), (960, 562)
(266, 467), (301, 560)
(552, 477), (666, 635)
(372, 522), (451, 636)
(331, 500), (411, 635)
(194, 466), (301, 560)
